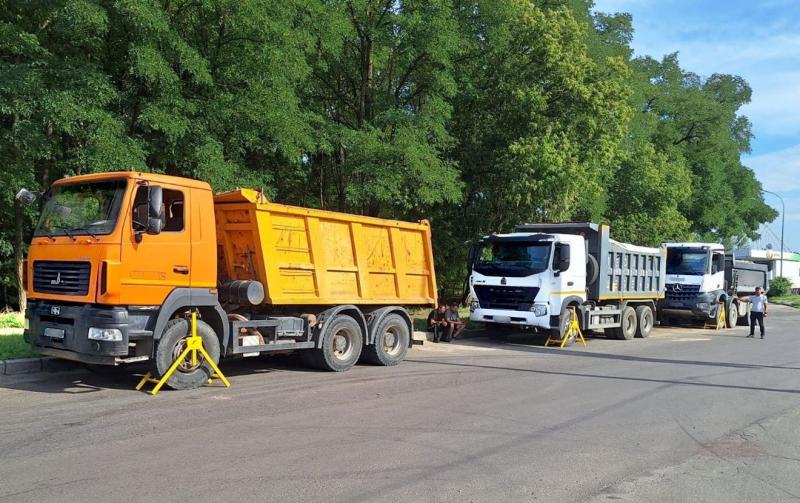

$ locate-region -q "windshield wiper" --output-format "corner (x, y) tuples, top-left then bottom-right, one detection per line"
(68, 226), (99, 240)
(52, 226), (76, 241)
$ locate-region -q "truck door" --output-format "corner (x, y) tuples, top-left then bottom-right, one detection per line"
(710, 251), (725, 291)
(120, 182), (192, 305)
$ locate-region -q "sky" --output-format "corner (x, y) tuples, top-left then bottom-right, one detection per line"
(592, 0), (800, 252)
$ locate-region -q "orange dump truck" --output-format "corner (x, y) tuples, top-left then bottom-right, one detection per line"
(20, 172), (436, 389)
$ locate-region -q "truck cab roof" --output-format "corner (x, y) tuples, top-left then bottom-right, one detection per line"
(664, 242), (724, 251)
(51, 171), (212, 191)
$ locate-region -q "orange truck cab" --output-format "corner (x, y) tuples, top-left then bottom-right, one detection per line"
(22, 172), (437, 389)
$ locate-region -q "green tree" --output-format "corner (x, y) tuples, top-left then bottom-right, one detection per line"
(298, 0), (463, 218)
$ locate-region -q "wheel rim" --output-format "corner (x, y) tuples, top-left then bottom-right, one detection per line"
(626, 313), (635, 333)
(331, 327), (356, 361)
(382, 326), (402, 356)
(172, 337), (204, 373)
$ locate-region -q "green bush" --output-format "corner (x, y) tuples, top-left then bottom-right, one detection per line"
(768, 276), (793, 297)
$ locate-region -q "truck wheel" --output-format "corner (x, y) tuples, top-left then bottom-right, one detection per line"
(558, 307), (578, 346)
(307, 315), (363, 372)
(635, 306), (653, 338)
(726, 302), (737, 329)
(152, 318), (220, 391)
(737, 302), (750, 326)
(362, 314), (409, 366)
(617, 306), (637, 340)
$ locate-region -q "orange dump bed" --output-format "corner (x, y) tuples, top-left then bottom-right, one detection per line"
(214, 189), (437, 307)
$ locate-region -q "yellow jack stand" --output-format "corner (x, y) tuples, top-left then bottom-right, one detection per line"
(136, 312), (230, 395)
(704, 301), (726, 330)
(545, 307), (587, 348)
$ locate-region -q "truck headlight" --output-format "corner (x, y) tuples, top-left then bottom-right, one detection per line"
(470, 300), (480, 313)
(531, 304), (548, 317)
(696, 302), (709, 311)
(88, 327), (123, 342)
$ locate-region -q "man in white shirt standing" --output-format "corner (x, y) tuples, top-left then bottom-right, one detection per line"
(747, 287), (768, 339)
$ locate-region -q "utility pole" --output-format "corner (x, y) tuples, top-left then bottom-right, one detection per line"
(763, 190), (785, 278)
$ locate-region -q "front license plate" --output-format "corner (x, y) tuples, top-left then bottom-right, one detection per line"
(44, 327), (65, 339)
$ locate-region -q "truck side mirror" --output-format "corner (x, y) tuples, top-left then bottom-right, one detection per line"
(146, 185), (163, 235)
(15, 188), (39, 205)
(555, 243), (571, 272)
(467, 241), (480, 272)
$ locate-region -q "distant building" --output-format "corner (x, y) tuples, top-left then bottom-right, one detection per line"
(732, 248), (800, 292)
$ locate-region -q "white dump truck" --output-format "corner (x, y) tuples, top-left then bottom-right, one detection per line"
(659, 243), (769, 327)
(467, 223), (666, 340)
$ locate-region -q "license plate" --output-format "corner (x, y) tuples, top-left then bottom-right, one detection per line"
(44, 327), (65, 339)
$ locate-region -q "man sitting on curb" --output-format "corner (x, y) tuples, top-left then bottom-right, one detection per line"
(427, 305), (448, 343)
(445, 302), (466, 341)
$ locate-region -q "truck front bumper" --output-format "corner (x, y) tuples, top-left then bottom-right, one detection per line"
(470, 307), (551, 330)
(659, 298), (717, 319)
(25, 300), (156, 365)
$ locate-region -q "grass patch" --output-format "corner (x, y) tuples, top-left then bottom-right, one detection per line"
(0, 311), (24, 329)
(0, 333), (37, 360)
(770, 295), (800, 309)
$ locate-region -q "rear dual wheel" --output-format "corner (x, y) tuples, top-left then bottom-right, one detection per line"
(635, 306), (654, 338)
(362, 314), (410, 366)
(304, 315), (363, 372)
(609, 306), (637, 340)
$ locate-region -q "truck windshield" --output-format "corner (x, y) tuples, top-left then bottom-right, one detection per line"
(34, 180), (127, 238)
(473, 241), (551, 277)
(666, 248), (708, 275)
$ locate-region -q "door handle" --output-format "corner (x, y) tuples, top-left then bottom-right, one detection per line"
(173, 266), (190, 275)
(567, 281), (574, 286)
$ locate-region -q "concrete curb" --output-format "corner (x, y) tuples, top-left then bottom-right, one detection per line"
(412, 328), (484, 343)
(1, 356), (80, 376)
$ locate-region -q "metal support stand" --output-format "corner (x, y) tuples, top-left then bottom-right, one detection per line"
(136, 311), (230, 395)
(545, 307), (587, 348)
(704, 301), (726, 330)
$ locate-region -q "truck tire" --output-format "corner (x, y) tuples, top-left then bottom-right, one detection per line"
(556, 307), (579, 346)
(306, 315), (363, 372)
(612, 306), (637, 340)
(635, 306), (654, 338)
(152, 318), (221, 391)
(362, 314), (409, 366)
(737, 302), (751, 326)
(726, 301), (738, 329)
(586, 254), (599, 286)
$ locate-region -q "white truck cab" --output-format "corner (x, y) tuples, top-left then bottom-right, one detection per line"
(468, 223), (666, 341)
(468, 232), (586, 331)
(661, 242), (727, 322)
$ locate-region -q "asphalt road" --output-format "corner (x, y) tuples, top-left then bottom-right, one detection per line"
(1, 307), (799, 503)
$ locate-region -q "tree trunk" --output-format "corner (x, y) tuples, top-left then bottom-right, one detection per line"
(14, 199), (26, 314)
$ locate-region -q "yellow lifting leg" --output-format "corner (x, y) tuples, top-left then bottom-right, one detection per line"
(545, 306), (587, 348)
(136, 311), (230, 395)
(703, 301), (726, 330)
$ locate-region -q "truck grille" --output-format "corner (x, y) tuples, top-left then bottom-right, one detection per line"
(474, 285), (539, 311)
(33, 261), (91, 296)
(665, 283), (700, 302)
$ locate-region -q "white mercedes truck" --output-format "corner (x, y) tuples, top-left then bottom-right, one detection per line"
(660, 243), (769, 327)
(467, 223), (666, 341)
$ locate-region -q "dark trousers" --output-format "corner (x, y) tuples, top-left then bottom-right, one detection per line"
(750, 312), (765, 336)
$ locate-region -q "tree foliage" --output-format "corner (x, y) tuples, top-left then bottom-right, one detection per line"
(0, 0), (777, 307)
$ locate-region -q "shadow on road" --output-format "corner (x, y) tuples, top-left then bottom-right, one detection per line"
(0, 353), (318, 395)
(456, 337), (800, 372)
(405, 358), (800, 395)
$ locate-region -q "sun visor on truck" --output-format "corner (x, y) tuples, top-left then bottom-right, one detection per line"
(482, 233), (555, 243)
